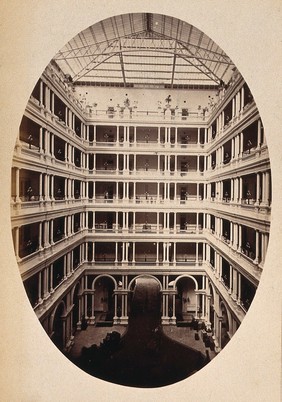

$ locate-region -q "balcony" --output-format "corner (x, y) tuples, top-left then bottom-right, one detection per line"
(93, 140), (205, 152)
(85, 107), (207, 124)
(205, 231), (261, 283)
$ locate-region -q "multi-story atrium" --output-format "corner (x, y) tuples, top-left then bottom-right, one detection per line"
(10, 13), (271, 383)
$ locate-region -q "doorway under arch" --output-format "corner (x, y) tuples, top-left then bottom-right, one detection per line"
(94, 276), (115, 323)
(175, 276), (197, 323)
(209, 283), (215, 330)
(129, 275), (161, 316)
(220, 301), (230, 348)
(72, 282), (80, 331)
(52, 302), (65, 350)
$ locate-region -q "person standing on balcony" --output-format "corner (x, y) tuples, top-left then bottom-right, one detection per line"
(28, 134), (33, 149)
(247, 140), (252, 153)
(245, 241), (251, 256)
(27, 186), (33, 200)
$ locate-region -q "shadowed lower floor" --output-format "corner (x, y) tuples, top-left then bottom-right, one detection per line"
(67, 277), (215, 388)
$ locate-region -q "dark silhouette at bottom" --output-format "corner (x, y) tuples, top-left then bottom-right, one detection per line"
(72, 278), (207, 388)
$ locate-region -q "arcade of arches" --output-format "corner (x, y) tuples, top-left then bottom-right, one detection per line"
(42, 273), (236, 354)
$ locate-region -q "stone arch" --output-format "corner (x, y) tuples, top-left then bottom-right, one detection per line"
(173, 274), (198, 291)
(173, 274), (198, 321)
(92, 274), (117, 290)
(71, 280), (82, 301)
(205, 280), (216, 329)
(50, 300), (66, 349)
(127, 274), (162, 291)
(71, 281), (81, 329)
(219, 299), (231, 348)
(49, 300), (66, 332)
(219, 299), (231, 329)
(206, 279), (220, 315)
(128, 274), (162, 316)
(92, 274), (117, 322)
(208, 281), (216, 299)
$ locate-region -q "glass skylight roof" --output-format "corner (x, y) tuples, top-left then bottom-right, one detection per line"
(54, 13), (235, 88)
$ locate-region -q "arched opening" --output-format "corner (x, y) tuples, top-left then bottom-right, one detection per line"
(52, 302), (65, 350)
(209, 284), (215, 330)
(94, 276), (115, 324)
(129, 275), (161, 317)
(175, 276), (197, 324)
(220, 301), (230, 348)
(72, 283), (80, 331)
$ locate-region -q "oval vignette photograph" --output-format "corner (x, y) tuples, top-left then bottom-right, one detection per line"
(10, 13), (271, 388)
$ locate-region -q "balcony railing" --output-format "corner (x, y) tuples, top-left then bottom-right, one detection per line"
(19, 195), (40, 202)
(85, 108), (206, 123)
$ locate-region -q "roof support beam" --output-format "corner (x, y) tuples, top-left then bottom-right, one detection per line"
(171, 20), (180, 87)
(171, 53), (177, 87)
(119, 41), (127, 86)
(71, 39), (121, 82)
(55, 19), (234, 85)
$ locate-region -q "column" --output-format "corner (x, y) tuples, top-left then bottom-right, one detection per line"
(254, 230), (259, 264)
(239, 132), (244, 157)
(172, 292), (176, 322)
(38, 222), (43, 250)
(64, 215), (68, 238)
(156, 242), (159, 264)
(89, 292), (95, 324)
(132, 126), (136, 144)
(39, 80), (44, 105)
(265, 171), (270, 206)
(15, 168), (20, 202)
(45, 86), (51, 111)
(50, 219), (54, 245)
(241, 86), (245, 110)
(239, 177), (243, 203)
(218, 317), (223, 350)
(132, 242), (135, 263)
(229, 265), (233, 293)
(63, 254), (67, 279)
(218, 255), (222, 279)
(114, 242), (118, 263)
(50, 264), (54, 293)
(38, 271), (43, 304)
(256, 173), (261, 204)
(44, 221), (50, 247)
(43, 267), (50, 299)
(173, 242), (176, 264)
(196, 242), (199, 264)
(14, 227), (20, 259)
(50, 175), (54, 200)
(230, 222), (233, 246)
(257, 119), (262, 147)
(203, 242), (206, 261)
(237, 273), (242, 303)
(238, 224), (242, 252)
(122, 242), (125, 262)
(232, 269), (237, 300)
(92, 242), (95, 262)
(38, 127), (43, 153)
(195, 291), (199, 319)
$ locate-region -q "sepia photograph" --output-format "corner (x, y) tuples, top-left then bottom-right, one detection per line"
(0, 1), (281, 401)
